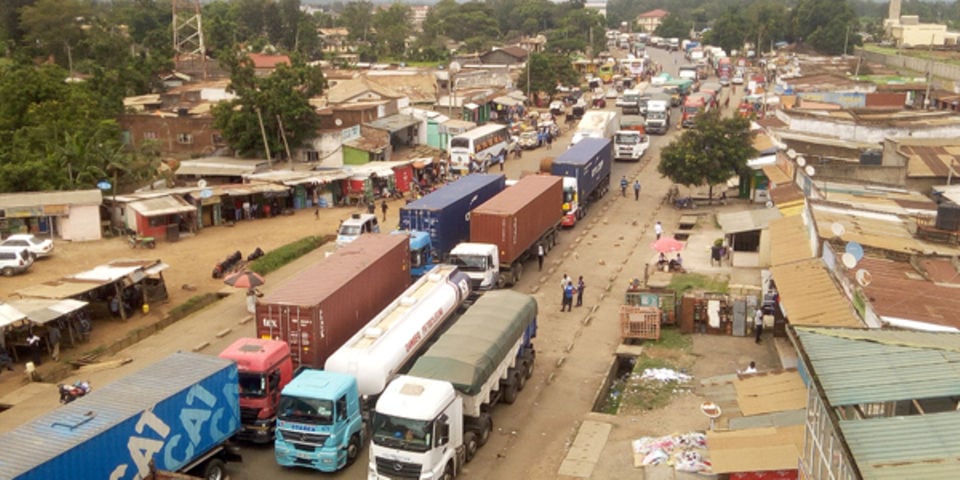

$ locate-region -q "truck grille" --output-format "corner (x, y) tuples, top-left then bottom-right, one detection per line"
(469, 278), (483, 290)
(240, 407), (259, 424)
(375, 457), (421, 479)
(280, 429), (329, 446)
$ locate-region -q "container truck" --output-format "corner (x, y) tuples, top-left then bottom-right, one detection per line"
(256, 233), (411, 369)
(218, 337), (294, 444)
(399, 174), (506, 262)
(368, 290), (538, 480)
(551, 138), (613, 227)
(394, 229), (436, 278)
(613, 130), (650, 162)
(570, 110), (620, 146)
(273, 265), (472, 473)
(0, 352), (241, 480)
(681, 92), (711, 128)
(448, 175), (563, 290)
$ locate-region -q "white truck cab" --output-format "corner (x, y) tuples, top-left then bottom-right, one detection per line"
(447, 243), (499, 290)
(613, 130), (649, 162)
(336, 213), (380, 248)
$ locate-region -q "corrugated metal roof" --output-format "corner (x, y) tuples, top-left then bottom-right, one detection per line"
(841, 412), (960, 480)
(812, 204), (960, 256)
(8, 298), (88, 325)
(770, 259), (862, 328)
(717, 208), (783, 234)
(770, 215), (813, 266)
(16, 259), (163, 300)
(128, 195), (195, 217)
(796, 328), (960, 405)
(0, 189), (102, 209)
(0, 303), (27, 328)
(175, 158), (267, 177)
(366, 113), (422, 133)
(761, 164), (791, 185)
(0, 352), (232, 478)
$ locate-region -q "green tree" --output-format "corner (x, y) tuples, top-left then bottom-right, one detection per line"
(422, 0), (498, 46)
(517, 52), (579, 100)
(792, 0), (860, 55)
(341, 0), (374, 42)
(658, 110), (756, 200)
(747, 0), (790, 51)
(212, 53), (325, 158)
(373, 3), (411, 57)
(703, 9), (747, 53)
(655, 13), (690, 39)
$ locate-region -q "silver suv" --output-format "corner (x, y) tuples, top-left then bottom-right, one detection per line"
(0, 247), (33, 276)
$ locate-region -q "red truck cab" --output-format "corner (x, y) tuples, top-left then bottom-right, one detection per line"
(219, 338), (294, 443)
(681, 94), (708, 128)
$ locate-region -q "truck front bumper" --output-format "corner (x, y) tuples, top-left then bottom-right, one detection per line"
(235, 419), (276, 444)
(275, 443), (345, 472)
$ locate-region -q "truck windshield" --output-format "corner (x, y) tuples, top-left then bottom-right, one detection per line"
(447, 254), (487, 272)
(238, 372), (266, 398)
(410, 247), (428, 268)
(614, 134), (639, 145)
(338, 225), (360, 236)
(449, 138), (469, 149)
(277, 395), (334, 425)
(371, 412), (432, 453)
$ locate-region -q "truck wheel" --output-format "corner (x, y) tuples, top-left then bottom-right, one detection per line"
(501, 375), (519, 404)
(441, 463), (455, 480)
(1, 267), (13, 277)
(202, 459), (225, 480)
(496, 274), (509, 289)
(464, 430), (479, 462)
(346, 433), (361, 466)
(524, 349), (536, 379)
(512, 264), (523, 285)
(476, 414), (493, 447)
(514, 367), (527, 391)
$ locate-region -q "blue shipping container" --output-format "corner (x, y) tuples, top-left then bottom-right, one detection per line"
(551, 138), (612, 203)
(0, 352), (239, 480)
(399, 174), (506, 259)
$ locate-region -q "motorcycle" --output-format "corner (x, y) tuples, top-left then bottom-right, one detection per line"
(673, 197), (695, 209)
(128, 234), (156, 249)
(58, 381), (91, 404)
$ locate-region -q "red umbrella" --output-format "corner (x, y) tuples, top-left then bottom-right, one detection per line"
(223, 270), (265, 289)
(651, 236), (685, 254)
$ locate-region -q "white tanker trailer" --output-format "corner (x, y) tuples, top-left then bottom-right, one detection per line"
(273, 265), (472, 473)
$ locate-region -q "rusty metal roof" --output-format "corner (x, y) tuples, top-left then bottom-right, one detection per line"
(845, 256), (960, 330)
(812, 203), (960, 256)
(900, 143), (959, 178)
(770, 259), (862, 327)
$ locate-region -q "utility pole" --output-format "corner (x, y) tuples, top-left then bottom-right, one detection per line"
(843, 25), (850, 56)
(923, 34), (935, 109)
(256, 107), (272, 167)
(526, 53), (532, 101)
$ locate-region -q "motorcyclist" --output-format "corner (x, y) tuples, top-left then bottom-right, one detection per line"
(620, 176), (628, 197)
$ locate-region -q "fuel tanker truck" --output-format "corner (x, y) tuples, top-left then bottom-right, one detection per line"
(273, 265), (472, 473)
(368, 290), (538, 479)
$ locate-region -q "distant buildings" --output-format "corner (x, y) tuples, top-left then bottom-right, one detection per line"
(636, 9), (669, 33)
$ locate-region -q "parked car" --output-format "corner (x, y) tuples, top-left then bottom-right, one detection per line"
(0, 247), (34, 276)
(0, 234), (53, 259)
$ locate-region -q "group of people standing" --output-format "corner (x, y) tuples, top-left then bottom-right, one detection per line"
(559, 273), (585, 312)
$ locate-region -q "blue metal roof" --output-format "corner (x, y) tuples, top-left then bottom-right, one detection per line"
(841, 412), (960, 479)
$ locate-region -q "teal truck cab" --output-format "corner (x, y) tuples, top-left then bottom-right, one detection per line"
(274, 370), (365, 472)
(394, 230), (436, 278)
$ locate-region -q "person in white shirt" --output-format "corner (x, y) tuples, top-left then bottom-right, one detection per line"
(740, 361), (757, 374)
(654, 221), (663, 239)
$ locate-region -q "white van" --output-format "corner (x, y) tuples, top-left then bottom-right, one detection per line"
(0, 246), (34, 276)
(336, 213), (380, 248)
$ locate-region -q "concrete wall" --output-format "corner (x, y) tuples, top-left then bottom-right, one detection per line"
(811, 162), (907, 186)
(786, 115), (960, 144)
(119, 114), (223, 159)
(855, 47), (960, 83)
(59, 204), (102, 241)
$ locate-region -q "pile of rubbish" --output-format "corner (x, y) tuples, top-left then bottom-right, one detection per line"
(637, 368), (692, 383)
(632, 432), (712, 473)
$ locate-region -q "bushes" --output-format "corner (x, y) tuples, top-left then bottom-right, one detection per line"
(167, 293), (221, 322)
(248, 235), (330, 275)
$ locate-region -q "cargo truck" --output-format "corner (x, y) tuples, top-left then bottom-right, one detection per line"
(0, 352), (242, 480)
(398, 174), (506, 262)
(368, 290), (538, 480)
(644, 97), (671, 135)
(395, 229), (436, 278)
(273, 265), (472, 473)
(570, 110), (620, 146)
(551, 138), (613, 227)
(447, 175), (563, 290)
(256, 233), (411, 369)
(613, 130), (650, 162)
(218, 338), (294, 444)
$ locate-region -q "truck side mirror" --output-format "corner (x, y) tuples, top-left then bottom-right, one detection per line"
(438, 423), (449, 445)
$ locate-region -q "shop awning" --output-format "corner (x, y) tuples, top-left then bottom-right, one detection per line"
(16, 259), (166, 300)
(128, 196), (195, 217)
(493, 96), (521, 107)
(7, 298), (88, 325)
(0, 303), (27, 329)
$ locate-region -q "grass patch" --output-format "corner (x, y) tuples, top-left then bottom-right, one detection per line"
(248, 235), (330, 275)
(168, 293), (220, 322)
(616, 355), (693, 412)
(648, 327), (692, 352)
(668, 272), (729, 294)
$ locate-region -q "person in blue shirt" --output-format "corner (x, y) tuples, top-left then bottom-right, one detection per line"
(562, 281), (575, 312)
(620, 176), (628, 196)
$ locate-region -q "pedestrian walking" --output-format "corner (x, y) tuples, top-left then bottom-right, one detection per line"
(560, 273), (570, 303)
(0, 347), (13, 372)
(620, 176), (628, 197)
(48, 325), (61, 362)
(576, 276), (585, 307)
(754, 308), (764, 344)
(499, 154), (504, 172)
(546, 133), (553, 150)
(314, 207), (319, 220)
(561, 281), (575, 312)
(381, 200), (388, 222)
(26, 331), (42, 366)
(367, 201), (375, 215)
(654, 221), (663, 240)
(633, 180), (641, 200)
(537, 243), (545, 272)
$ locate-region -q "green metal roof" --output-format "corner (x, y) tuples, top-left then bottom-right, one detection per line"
(796, 328), (960, 406)
(840, 412), (960, 479)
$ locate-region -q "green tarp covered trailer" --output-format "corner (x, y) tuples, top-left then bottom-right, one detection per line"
(408, 290), (537, 396)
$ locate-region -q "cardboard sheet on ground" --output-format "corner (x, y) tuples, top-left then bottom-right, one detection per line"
(735, 370), (807, 416)
(707, 425), (804, 474)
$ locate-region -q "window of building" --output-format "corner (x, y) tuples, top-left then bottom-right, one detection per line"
(177, 133), (193, 144)
(305, 151), (320, 162)
(144, 131), (159, 140)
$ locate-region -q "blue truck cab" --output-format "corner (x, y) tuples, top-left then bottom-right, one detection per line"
(274, 370), (364, 472)
(392, 229), (435, 278)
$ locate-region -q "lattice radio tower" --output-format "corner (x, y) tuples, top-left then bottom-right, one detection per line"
(172, 0), (207, 79)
